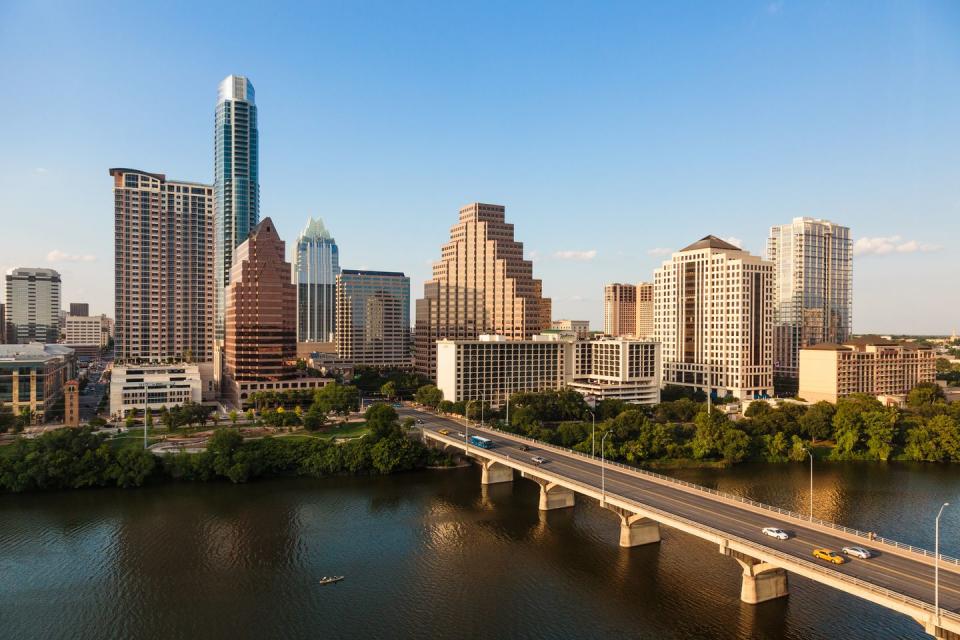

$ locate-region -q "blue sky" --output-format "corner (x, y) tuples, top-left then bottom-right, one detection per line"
(1, 1), (958, 334)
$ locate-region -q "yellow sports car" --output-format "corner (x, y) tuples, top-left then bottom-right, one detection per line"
(812, 548), (845, 565)
(438, 429), (450, 435)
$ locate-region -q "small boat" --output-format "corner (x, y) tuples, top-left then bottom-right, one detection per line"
(319, 576), (345, 585)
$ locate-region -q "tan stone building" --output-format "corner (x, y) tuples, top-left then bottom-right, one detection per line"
(63, 379), (80, 427)
(336, 270), (411, 368)
(110, 168), (214, 364)
(798, 338), (936, 403)
(654, 236), (774, 401)
(635, 281), (654, 338)
(415, 202), (550, 379)
(604, 283), (636, 337)
(551, 319), (591, 339)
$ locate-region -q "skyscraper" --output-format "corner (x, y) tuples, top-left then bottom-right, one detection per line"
(336, 270), (410, 368)
(215, 74), (259, 339)
(223, 218), (297, 404)
(294, 217), (340, 343)
(654, 236), (774, 400)
(5, 267), (61, 344)
(414, 202), (551, 379)
(110, 168), (214, 364)
(603, 283), (636, 336)
(767, 217), (852, 387)
(635, 282), (654, 338)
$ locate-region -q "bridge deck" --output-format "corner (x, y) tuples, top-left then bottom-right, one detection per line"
(403, 406), (960, 636)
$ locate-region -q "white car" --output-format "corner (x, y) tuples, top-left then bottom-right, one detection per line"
(842, 546), (872, 559)
(531, 456), (546, 465)
(762, 527), (789, 540)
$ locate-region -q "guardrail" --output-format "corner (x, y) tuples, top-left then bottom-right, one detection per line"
(425, 411), (960, 567)
(426, 424), (960, 629)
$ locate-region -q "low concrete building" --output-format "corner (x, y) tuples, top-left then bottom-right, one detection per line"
(110, 364), (204, 417)
(798, 338), (936, 403)
(64, 314), (105, 360)
(550, 319), (591, 339)
(436, 334), (661, 407)
(0, 343), (76, 423)
(569, 337), (661, 404)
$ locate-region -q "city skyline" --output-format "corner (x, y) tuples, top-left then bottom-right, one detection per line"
(1, 2), (958, 334)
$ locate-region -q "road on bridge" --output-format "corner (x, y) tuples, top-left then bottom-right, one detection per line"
(400, 406), (960, 618)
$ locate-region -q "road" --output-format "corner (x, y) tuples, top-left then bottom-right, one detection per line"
(400, 406), (960, 619)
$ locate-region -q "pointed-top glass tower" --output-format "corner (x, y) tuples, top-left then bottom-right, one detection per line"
(293, 216), (340, 343)
(215, 74), (259, 339)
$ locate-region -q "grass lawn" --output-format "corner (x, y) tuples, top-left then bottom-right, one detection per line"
(277, 421), (370, 442)
(107, 427), (163, 451)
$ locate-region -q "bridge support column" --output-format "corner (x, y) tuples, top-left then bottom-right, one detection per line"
(603, 504), (660, 547)
(735, 558), (788, 604)
(538, 483), (575, 510)
(480, 460), (514, 485)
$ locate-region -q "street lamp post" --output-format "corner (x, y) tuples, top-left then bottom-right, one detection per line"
(936, 502), (950, 626)
(587, 410), (596, 459)
(804, 447), (814, 521)
(601, 430), (612, 506)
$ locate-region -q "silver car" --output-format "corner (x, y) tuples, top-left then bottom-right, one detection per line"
(761, 527), (789, 540)
(842, 546), (872, 559)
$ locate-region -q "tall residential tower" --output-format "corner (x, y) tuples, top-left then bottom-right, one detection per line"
(214, 75), (259, 339)
(293, 217), (340, 343)
(603, 283), (636, 337)
(766, 217), (852, 387)
(110, 168), (214, 363)
(414, 202), (551, 379)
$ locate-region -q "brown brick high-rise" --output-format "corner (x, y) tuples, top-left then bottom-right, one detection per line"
(415, 202), (551, 379)
(224, 218), (297, 404)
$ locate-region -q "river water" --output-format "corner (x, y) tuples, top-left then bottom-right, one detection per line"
(2, 462), (960, 639)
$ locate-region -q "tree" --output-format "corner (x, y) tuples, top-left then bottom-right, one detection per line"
(380, 381), (397, 401)
(229, 410), (238, 427)
(125, 412), (136, 430)
(245, 408), (255, 423)
(313, 383), (361, 417)
(799, 401), (835, 440)
(437, 400), (454, 414)
(107, 448), (157, 488)
(862, 409), (896, 461)
(907, 382), (946, 410)
(414, 384), (444, 408)
(365, 403), (401, 440)
(303, 409), (327, 432)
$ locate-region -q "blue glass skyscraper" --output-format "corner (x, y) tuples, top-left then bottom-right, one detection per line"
(214, 75), (259, 339)
(293, 217), (341, 343)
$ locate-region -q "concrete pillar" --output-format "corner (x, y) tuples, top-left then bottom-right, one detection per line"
(619, 515), (661, 547)
(538, 482), (575, 511)
(736, 559), (788, 604)
(481, 460), (514, 485)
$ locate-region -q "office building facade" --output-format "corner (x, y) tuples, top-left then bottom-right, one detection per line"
(0, 343), (75, 424)
(336, 270), (410, 368)
(69, 303), (89, 317)
(415, 202), (551, 379)
(5, 267), (61, 344)
(110, 168), (214, 364)
(604, 283), (636, 337)
(215, 75), (260, 339)
(767, 217), (852, 385)
(569, 337), (661, 404)
(654, 236), (774, 401)
(799, 339), (936, 403)
(635, 281), (654, 338)
(294, 216), (340, 343)
(109, 363), (204, 417)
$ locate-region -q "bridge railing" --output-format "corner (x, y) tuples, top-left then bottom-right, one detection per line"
(431, 413), (960, 568)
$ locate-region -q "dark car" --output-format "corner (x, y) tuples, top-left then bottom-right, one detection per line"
(519, 444), (530, 451)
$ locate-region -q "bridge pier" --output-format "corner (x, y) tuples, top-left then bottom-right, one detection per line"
(480, 460), (514, 485)
(522, 473), (576, 510)
(603, 504), (661, 547)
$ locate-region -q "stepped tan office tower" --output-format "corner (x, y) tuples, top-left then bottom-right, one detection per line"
(336, 270), (410, 368)
(414, 202), (551, 379)
(603, 283), (636, 337)
(110, 169), (214, 364)
(654, 236), (774, 401)
(767, 217), (852, 385)
(635, 281), (654, 338)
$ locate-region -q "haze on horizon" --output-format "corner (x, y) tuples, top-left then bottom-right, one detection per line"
(0, 1), (957, 335)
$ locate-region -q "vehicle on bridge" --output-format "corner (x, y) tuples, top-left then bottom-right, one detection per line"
(812, 548), (846, 564)
(531, 456), (545, 465)
(842, 546), (872, 559)
(519, 444), (529, 451)
(469, 435), (493, 449)
(761, 527), (789, 540)
(438, 429), (450, 435)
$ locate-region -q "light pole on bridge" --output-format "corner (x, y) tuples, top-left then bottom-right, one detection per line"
(803, 446), (813, 521)
(601, 430), (612, 507)
(936, 502), (950, 627)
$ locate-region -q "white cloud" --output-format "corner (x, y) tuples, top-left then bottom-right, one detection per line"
(647, 247), (673, 256)
(723, 236), (743, 248)
(47, 250), (96, 263)
(853, 236), (942, 256)
(553, 249), (597, 261)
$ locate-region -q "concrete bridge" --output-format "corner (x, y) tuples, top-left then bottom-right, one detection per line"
(402, 406), (960, 639)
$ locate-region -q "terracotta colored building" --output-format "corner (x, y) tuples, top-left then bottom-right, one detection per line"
(223, 218), (329, 407)
(603, 283), (637, 337)
(63, 379), (80, 427)
(415, 202), (551, 379)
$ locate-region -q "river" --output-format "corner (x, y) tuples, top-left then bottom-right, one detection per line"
(2, 462), (959, 639)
